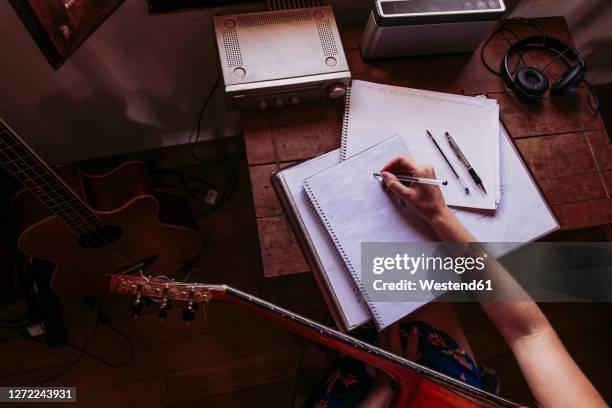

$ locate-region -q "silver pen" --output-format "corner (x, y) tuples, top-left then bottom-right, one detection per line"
(373, 172), (448, 187)
(445, 132), (487, 194)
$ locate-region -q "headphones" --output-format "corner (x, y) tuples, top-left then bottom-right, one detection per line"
(499, 35), (599, 112)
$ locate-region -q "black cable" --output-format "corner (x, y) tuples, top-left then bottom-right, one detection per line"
(480, 17), (547, 77)
(0, 315), (29, 325)
(33, 298), (135, 385)
(190, 73), (223, 166)
(0, 320), (29, 330)
(34, 319), (100, 386)
(584, 80), (601, 114)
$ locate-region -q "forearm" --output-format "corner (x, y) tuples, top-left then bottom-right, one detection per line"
(427, 209), (606, 407)
(428, 209), (550, 343)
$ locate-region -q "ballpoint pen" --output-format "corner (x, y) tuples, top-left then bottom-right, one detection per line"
(445, 131), (487, 194)
(373, 172), (447, 187)
(426, 130), (469, 195)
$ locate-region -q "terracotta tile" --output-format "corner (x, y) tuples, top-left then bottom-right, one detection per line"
(515, 133), (597, 179)
(537, 17), (574, 44)
(365, 54), (468, 94)
(339, 28), (362, 51)
(586, 130), (612, 171)
(492, 91), (584, 138)
(552, 198), (612, 230)
(272, 105), (342, 162)
(241, 111), (275, 165)
(603, 171), (612, 197)
(249, 163), (282, 218)
(461, 35), (515, 95)
(257, 216), (310, 277)
(537, 172), (606, 205)
(578, 89), (607, 132)
(347, 49), (371, 80)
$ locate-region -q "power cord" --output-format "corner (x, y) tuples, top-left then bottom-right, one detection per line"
(481, 17), (599, 113)
(152, 58), (244, 219)
(33, 298), (135, 386)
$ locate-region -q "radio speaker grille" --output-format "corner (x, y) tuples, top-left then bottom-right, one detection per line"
(222, 28), (243, 67)
(316, 19), (338, 57)
(237, 9), (311, 27)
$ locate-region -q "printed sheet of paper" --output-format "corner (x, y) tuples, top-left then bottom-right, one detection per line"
(342, 80), (499, 210)
(456, 125), (559, 244)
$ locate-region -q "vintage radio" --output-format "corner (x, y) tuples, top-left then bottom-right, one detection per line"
(213, 6), (351, 110)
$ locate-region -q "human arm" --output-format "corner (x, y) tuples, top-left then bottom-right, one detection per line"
(380, 156), (606, 408)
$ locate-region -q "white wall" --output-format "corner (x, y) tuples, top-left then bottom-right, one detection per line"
(0, 0), (609, 164)
(0, 0), (241, 164)
(511, 0), (612, 85)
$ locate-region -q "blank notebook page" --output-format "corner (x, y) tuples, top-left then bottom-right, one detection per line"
(304, 135), (439, 330)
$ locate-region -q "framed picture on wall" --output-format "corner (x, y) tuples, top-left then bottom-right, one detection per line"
(10, 0), (125, 69)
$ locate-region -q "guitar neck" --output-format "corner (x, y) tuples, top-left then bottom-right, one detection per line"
(0, 118), (102, 234)
(107, 274), (518, 408)
(221, 285), (518, 408)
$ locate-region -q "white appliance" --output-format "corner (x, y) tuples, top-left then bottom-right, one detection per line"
(214, 6), (351, 110)
(361, 0), (506, 59)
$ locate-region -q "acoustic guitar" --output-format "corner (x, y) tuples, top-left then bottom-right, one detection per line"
(0, 117), (202, 298)
(107, 273), (521, 408)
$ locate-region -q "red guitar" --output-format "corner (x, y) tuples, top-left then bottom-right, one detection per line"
(0, 117), (202, 298)
(107, 274), (521, 408)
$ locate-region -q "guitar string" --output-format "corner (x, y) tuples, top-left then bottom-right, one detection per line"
(0, 142), (112, 248)
(0, 130), (129, 252)
(0, 136), (167, 281)
(147, 280), (516, 407)
(0, 133), (139, 269)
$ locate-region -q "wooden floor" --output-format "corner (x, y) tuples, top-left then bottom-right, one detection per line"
(0, 136), (611, 407)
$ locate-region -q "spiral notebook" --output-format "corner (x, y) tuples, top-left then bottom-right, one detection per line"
(271, 149), (371, 331)
(304, 135), (440, 330)
(303, 132), (559, 330)
(340, 80), (501, 210)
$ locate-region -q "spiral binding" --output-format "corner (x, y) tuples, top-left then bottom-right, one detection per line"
(339, 86), (352, 162)
(303, 179), (383, 329)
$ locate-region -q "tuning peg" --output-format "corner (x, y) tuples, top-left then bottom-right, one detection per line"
(182, 306), (196, 323)
(132, 301), (142, 319)
(141, 296), (153, 307)
(158, 305), (169, 321)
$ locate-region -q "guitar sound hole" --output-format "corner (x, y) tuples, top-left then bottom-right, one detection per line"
(77, 226), (123, 248)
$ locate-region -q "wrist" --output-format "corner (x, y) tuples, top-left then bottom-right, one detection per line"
(428, 206), (454, 230)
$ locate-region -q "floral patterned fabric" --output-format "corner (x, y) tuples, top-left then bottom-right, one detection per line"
(399, 321), (483, 389)
(312, 321), (499, 408)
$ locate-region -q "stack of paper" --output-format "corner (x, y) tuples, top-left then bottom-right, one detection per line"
(341, 80), (501, 210)
(272, 80), (559, 331)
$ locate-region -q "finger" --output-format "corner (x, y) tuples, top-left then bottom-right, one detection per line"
(381, 155), (418, 175)
(382, 171), (413, 198)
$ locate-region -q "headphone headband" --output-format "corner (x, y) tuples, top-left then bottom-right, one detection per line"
(505, 35), (584, 68)
(500, 35), (585, 102)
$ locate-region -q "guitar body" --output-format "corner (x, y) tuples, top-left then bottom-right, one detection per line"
(12, 161), (201, 298)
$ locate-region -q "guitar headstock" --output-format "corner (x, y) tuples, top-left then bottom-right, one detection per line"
(106, 274), (222, 322)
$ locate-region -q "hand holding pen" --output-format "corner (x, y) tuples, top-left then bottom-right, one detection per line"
(378, 155), (450, 220)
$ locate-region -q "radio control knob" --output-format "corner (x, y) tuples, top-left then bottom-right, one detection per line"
(275, 98), (284, 107)
(290, 96), (300, 105)
(258, 100), (268, 109)
(327, 83), (346, 99)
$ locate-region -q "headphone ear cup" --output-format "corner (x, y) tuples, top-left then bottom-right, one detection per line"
(551, 64), (585, 97)
(515, 67), (549, 97)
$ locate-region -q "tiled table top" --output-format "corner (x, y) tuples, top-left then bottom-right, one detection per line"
(241, 17), (612, 277)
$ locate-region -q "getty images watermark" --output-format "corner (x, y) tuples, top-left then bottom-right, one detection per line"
(360, 242), (612, 302)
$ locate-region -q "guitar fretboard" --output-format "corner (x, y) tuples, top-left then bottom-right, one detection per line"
(0, 119), (104, 237)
